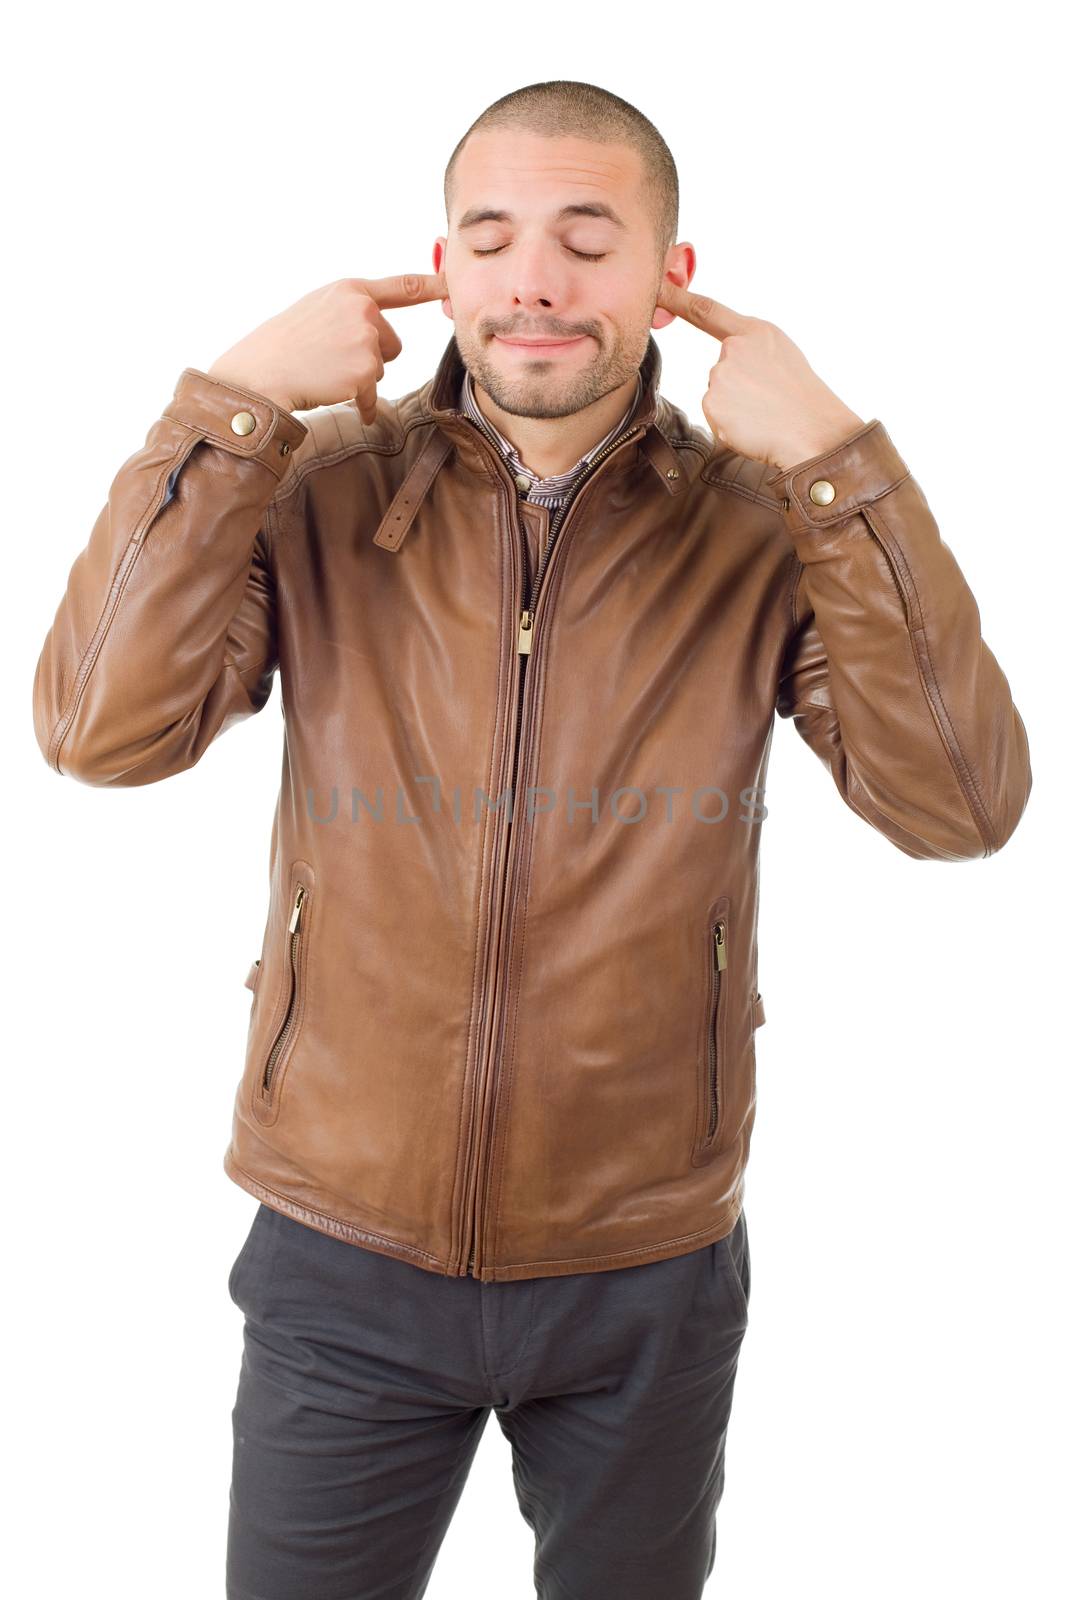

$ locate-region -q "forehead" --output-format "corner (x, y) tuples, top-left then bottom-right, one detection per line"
(452, 128), (643, 222)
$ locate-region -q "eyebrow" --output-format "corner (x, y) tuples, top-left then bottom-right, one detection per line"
(456, 202), (627, 232)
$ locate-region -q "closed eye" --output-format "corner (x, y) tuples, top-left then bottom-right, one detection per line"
(472, 246), (607, 262)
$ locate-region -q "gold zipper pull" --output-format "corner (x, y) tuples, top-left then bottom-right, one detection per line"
(517, 610), (533, 655)
(289, 884), (306, 934)
(714, 921), (727, 970)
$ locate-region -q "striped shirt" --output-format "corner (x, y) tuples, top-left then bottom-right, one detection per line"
(459, 364), (644, 523)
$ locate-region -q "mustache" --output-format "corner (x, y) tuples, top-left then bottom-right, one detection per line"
(489, 326), (597, 341)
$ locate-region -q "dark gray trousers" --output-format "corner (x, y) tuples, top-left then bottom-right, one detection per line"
(226, 1201), (751, 1600)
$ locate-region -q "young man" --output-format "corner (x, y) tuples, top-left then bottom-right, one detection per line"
(32, 79), (1031, 1600)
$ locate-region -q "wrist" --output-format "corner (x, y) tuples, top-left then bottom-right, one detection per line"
(771, 409), (866, 473)
(206, 363), (294, 414)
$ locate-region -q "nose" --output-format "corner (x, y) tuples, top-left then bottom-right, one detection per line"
(498, 239), (577, 321)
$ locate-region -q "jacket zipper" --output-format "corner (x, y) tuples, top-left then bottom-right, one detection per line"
(262, 882), (307, 1096)
(462, 410), (646, 656)
(455, 411), (649, 1275)
(706, 917), (727, 1141)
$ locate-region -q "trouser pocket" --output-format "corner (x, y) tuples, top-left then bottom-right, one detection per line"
(228, 1204), (270, 1307)
(714, 1208), (750, 1323)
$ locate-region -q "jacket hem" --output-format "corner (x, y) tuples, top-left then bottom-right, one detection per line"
(481, 1196), (746, 1281)
(222, 1145), (453, 1275)
(224, 1143), (744, 1282)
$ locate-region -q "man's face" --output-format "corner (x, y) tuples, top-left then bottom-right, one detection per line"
(433, 129), (690, 420)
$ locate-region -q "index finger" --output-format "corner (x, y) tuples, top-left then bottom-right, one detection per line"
(359, 272), (448, 309)
(656, 279), (749, 340)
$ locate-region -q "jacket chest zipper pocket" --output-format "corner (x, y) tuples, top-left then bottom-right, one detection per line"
(705, 915), (728, 1144)
(261, 882), (309, 1099)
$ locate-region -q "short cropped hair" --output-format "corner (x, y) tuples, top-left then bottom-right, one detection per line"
(443, 80), (679, 263)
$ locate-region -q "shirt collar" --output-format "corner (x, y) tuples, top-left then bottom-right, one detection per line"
(459, 364), (644, 490)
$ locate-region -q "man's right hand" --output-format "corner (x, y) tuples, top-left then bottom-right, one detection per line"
(206, 273), (448, 423)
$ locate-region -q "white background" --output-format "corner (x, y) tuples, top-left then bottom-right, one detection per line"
(3, 2), (1062, 1595)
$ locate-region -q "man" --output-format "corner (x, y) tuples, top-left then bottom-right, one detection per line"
(32, 78), (1031, 1600)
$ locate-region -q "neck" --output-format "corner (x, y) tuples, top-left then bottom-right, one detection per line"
(472, 373), (640, 480)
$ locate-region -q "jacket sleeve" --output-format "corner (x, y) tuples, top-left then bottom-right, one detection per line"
(770, 419), (1032, 860)
(32, 367), (309, 786)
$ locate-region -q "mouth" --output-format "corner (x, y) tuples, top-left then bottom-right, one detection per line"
(493, 334), (591, 355)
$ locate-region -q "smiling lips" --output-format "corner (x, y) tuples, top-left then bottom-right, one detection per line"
(494, 334), (589, 353)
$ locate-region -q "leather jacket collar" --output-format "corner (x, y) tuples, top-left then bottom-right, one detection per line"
(372, 332), (684, 553)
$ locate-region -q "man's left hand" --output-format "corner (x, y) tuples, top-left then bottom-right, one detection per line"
(656, 279), (866, 471)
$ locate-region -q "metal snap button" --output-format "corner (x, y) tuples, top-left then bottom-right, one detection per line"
(809, 478), (836, 505)
(230, 411), (257, 436)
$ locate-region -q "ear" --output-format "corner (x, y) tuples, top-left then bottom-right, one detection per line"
(652, 243), (696, 330)
(433, 237), (453, 320)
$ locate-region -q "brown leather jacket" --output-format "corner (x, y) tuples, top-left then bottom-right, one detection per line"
(32, 332), (1033, 1281)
